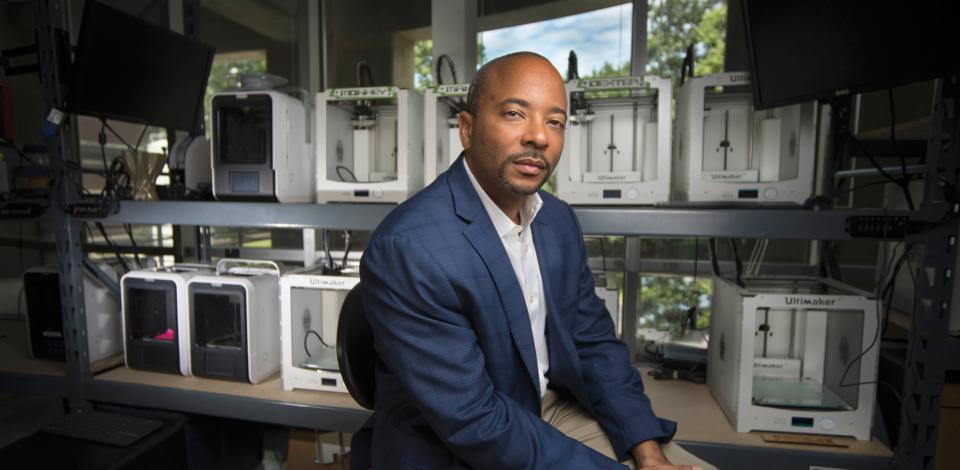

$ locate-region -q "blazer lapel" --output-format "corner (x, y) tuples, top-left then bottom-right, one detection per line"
(533, 215), (590, 409)
(448, 157), (541, 395)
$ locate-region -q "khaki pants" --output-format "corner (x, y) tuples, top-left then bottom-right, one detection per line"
(542, 389), (717, 470)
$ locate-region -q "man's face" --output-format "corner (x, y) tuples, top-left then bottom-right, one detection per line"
(459, 56), (567, 198)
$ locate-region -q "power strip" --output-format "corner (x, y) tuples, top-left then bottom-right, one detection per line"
(68, 201), (106, 218)
(0, 201), (46, 218)
(845, 215), (909, 238)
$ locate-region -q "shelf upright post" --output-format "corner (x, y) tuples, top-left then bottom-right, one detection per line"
(622, 237), (642, 360)
(36, 0), (92, 410)
(895, 76), (960, 469)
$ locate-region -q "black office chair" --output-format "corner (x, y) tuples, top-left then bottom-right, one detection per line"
(336, 284), (377, 410)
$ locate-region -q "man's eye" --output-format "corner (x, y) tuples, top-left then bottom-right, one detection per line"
(503, 110), (520, 118)
(550, 120), (566, 129)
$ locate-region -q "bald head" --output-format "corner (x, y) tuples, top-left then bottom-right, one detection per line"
(457, 51), (567, 214)
(465, 52), (563, 116)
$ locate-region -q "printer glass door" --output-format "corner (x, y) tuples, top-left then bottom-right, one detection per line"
(218, 102), (270, 165)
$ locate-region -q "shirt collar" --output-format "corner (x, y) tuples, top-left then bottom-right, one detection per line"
(463, 158), (543, 238)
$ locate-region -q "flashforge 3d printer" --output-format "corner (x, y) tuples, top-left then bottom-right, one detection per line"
(187, 259), (282, 383)
(673, 72), (816, 204)
(279, 267), (360, 393)
(424, 83), (468, 186)
(315, 86), (424, 203)
(555, 76), (673, 205)
(121, 264), (213, 375)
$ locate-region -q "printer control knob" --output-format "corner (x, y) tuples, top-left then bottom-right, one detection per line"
(820, 417), (836, 430)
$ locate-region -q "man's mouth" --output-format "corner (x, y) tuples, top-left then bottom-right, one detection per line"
(512, 158), (546, 176)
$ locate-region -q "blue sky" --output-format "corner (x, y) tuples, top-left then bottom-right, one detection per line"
(479, 3), (634, 78)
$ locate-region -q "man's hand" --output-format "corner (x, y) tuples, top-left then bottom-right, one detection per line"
(631, 439), (703, 470)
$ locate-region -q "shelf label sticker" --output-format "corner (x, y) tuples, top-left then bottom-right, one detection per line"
(436, 84), (470, 96)
(577, 76), (649, 91)
(330, 87), (397, 100)
(304, 276), (358, 289)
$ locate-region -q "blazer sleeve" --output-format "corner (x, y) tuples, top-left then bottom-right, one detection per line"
(361, 234), (627, 469)
(564, 203), (678, 460)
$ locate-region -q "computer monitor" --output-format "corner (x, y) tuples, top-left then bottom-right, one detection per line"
(66, 1), (215, 132)
(741, 0), (958, 109)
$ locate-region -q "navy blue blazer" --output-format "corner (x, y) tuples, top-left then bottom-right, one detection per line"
(357, 157), (676, 469)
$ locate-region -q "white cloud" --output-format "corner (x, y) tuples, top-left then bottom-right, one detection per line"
(480, 3), (634, 77)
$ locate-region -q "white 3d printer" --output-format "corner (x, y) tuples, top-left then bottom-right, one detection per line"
(673, 72), (816, 204)
(279, 267), (360, 393)
(592, 269), (622, 337)
(187, 259), (282, 384)
(424, 83), (468, 186)
(315, 86), (424, 203)
(211, 76), (314, 202)
(707, 276), (879, 440)
(121, 264), (212, 375)
(555, 76), (673, 205)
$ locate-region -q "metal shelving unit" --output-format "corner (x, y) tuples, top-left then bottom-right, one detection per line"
(0, 318), (68, 396)
(0, 371), (67, 396)
(100, 201), (395, 231)
(100, 201), (924, 240)
(82, 370), (369, 432)
(11, 1), (956, 468)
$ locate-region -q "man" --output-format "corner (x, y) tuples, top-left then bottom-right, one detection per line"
(359, 51), (714, 469)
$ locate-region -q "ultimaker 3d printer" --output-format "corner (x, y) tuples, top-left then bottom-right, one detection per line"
(279, 267), (359, 393)
(672, 72), (816, 204)
(707, 276), (879, 440)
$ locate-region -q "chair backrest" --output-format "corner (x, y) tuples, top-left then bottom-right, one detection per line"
(336, 283), (376, 410)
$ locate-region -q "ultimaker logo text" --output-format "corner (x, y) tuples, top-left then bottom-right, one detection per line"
(784, 296), (837, 307)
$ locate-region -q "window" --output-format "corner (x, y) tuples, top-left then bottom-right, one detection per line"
(479, 4), (633, 80)
(203, 50), (268, 139)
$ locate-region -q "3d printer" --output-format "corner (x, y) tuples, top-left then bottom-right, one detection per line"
(121, 264), (212, 375)
(315, 81), (424, 203)
(672, 72), (816, 204)
(187, 259), (282, 383)
(23, 264), (121, 363)
(424, 83), (468, 186)
(707, 276), (879, 440)
(555, 75), (673, 205)
(211, 76), (314, 202)
(279, 267), (359, 393)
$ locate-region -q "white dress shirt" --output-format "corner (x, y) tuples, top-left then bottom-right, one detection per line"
(463, 159), (550, 398)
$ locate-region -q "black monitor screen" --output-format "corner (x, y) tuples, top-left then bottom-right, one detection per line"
(193, 291), (243, 349)
(742, 0), (958, 109)
(126, 282), (175, 343)
(66, 1), (215, 131)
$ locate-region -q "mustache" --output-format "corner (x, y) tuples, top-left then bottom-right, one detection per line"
(506, 150), (549, 169)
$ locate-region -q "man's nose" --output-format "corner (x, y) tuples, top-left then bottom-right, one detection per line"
(522, 118), (549, 149)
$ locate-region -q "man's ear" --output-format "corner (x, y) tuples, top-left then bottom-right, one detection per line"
(458, 110), (473, 151)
